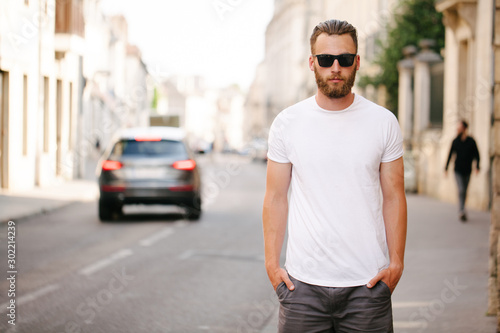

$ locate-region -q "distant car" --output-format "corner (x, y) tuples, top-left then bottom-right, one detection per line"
(96, 127), (202, 221)
(248, 138), (268, 162)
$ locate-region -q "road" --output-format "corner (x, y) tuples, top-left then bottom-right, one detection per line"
(0, 154), (496, 332)
(0, 155), (276, 333)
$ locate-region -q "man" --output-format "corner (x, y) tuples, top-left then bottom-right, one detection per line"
(445, 120), (480, 222)
(262, 19), (407, 332)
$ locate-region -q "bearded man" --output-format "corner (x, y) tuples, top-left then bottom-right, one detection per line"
(263, 19), (407, 332)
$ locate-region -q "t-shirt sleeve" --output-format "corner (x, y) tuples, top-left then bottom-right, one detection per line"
(381, 113), (404, 163)
(267, 113), (290, 163)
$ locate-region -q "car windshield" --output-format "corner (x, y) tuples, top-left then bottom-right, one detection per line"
(110, 140), (188, 159)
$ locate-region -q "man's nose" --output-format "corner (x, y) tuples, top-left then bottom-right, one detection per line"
(331, 59), (341, 72)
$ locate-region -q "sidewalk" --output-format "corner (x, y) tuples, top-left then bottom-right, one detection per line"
(0, 179), (99, 223)
(0, 156), (100, 223)
(261, 194), (497, 332)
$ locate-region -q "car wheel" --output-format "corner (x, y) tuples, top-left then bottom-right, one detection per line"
(186, 209), (201, 221)
(98, 200), (122, 222)
(185, 196), (202, 221)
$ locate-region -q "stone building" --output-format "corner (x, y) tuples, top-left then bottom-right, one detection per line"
(0, 0), (85, 190)
(0, 0), (150, 190)
(81, 8), (150, 177)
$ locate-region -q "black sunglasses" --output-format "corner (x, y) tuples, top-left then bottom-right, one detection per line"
(314, 54), (357, 68)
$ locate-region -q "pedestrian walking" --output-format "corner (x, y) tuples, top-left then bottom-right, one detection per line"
(262, 19), (407, 332)
(444, 120), (480, 222)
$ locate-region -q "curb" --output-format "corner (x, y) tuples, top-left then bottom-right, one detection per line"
(0, 200), (81, 224)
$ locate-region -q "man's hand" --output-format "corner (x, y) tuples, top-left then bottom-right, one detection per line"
(367, 264), (403, 294)
(267, 266), (295, 291)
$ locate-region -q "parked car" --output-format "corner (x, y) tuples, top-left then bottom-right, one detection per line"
(96, 127), (202, 221)
(240, 138), (268, 162)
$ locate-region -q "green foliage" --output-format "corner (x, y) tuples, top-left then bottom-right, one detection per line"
(362, 0), (445, 115)
(151, 86), (158, 110)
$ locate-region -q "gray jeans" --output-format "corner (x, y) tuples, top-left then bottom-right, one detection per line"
(454, 172), (471, 213)
(276, 275), (393, 333)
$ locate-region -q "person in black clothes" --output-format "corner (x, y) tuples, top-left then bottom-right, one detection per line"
(445, 120), (480, 221)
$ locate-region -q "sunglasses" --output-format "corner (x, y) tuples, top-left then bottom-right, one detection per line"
(314, 54), (357, 68)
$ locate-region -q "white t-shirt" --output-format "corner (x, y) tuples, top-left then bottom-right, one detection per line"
(267, 94), (404, 287)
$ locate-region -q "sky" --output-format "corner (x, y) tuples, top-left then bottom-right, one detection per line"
(100, 0), (275, 90)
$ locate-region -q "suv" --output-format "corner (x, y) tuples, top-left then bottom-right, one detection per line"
(96, 127), (202, 221)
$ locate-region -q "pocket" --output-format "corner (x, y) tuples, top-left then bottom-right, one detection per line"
(275, 281), (285, 294)
(378, 281), (392, 296)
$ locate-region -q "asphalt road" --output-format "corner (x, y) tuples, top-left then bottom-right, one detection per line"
(0, 154), (496, 333)
(0, 155), (276, 333)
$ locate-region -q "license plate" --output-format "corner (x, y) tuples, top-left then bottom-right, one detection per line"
(133, 167), (168, 179)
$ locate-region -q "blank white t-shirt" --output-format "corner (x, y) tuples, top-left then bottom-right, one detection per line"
(267, 94), (404, 287)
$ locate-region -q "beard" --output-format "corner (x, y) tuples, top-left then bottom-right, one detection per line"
(314, 64), (357, 99)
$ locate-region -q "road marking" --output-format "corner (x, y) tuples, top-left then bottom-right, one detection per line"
(197, 326), (211, 330)
(178, 249), (195, 260)
(139, 227), (174, 247)
(394, 321), (427, 329)
(393, 301), (432, 308)
(79, 248), (133, 276)
(177, 249), (264, 262)
(0, 284), (60, 313)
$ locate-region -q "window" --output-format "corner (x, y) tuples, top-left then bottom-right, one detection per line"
(56, 79), (62, 175)
(365, 32), (380, 62)
(0, 71), (9, 189)
(68, 82), (73, 149)
(430, 63), (444, 127)
(43, 77), (49, 153)
(110, 140), (188, 160)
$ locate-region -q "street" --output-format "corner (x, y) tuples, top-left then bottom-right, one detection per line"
(0, 155), (496, 333)
(0, 156), (276, 333)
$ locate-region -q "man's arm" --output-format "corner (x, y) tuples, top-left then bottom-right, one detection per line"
(263, 160), (294, 291)
(367, 156), (407, 293)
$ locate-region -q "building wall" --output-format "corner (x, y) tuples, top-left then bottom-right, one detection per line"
(489, 0), (500, 326)
(0, 0), (150, 189)
(0, 0), (72, 190)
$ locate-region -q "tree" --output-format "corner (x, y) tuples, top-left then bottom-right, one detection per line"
(359, 0), (445, 115)
(151, 86), (159, 110)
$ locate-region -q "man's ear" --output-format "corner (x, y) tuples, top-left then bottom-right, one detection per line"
(356, 55), (360, 71)
(309, 55), (315, 72)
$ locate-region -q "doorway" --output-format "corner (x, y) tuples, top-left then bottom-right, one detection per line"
(0, 71), (9, 189)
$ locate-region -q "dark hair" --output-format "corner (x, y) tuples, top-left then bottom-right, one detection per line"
(461, 120), (468, 129)
(310, 19), (358, 54)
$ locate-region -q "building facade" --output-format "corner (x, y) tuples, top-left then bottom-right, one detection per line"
(0, 0), (150, 190)
(0, 0), (84, 190)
